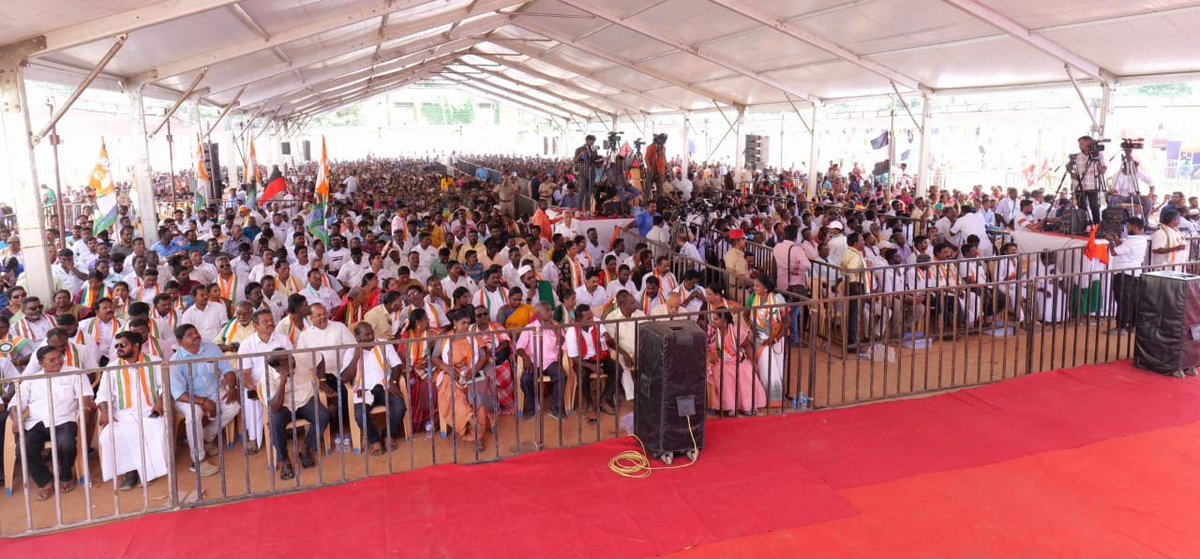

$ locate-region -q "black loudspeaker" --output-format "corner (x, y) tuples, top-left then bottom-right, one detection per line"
(1103, 207), (1127, 222)
(1135, 271), (1200, 375)
(1065, 208), (1090, 236)
(635, 320), (706, 463)
(302, 139), (312, 162)
(202, 143), (223, 191)
(281, 141), (291, 155)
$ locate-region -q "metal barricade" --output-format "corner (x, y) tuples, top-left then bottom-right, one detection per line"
(1, 258), (1193, 537)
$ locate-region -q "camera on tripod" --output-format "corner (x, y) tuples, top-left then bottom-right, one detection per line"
(633, 138), (645, 153)
(1121, 137), (1145, 150)
(604, 131), (623, 152)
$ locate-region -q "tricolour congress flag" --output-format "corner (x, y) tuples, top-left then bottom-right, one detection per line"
(307, 136), (330, 247)
(247, 138), (261, 204)
(195, 134), (210, 210)
(89, 139), (118, 235)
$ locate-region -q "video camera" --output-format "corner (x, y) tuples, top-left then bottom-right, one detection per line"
(604, 131), (623, 152)
(1120, 137), (1145, 150)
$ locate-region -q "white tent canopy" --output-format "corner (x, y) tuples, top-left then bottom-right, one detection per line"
(4, 0), (1199, 125)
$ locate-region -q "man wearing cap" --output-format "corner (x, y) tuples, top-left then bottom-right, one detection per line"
(826, 221), (848, 267)
(496, 173), (519, 218)
(723, 229), (751, 287)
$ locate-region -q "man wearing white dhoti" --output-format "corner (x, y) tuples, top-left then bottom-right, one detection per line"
(95, 331), (170, 490)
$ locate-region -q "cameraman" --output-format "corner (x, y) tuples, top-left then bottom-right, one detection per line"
(1108, 150), (1154, 218)
(574, 135), (600, 213)
(644, 134), (668, 205)
(1071, 135), (1106, 225)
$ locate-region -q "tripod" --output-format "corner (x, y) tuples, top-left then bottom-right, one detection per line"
(1115, 149), (1144, 221)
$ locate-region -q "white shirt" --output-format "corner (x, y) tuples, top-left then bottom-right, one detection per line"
(575, 285), (610, 312)
(76, 316), (122, 362)
(1110, 170), (1154, 196)
(297, 321), (356, 375)
(262, 292), (288, 322)
(301, 284), (342, 311)
(238, 332), (293, 384)
(325, 248), (351, 273)
(191, 262), (217, 284)
(441, 274), (477, 298)
(1150, 226), (1187, 267)
(181, 302), (230, 343)
(340, 344), (400, 405)
(606, 279), (640, 301)
(17, 365), (86, 429)
(473, 287), (506, 322)
(565, 324), (608, 360)
(949, 212), (990, 252)
(337, 260), (369, 290)
(23, 341), (98, 375)
(1111, 234), (1148, 275)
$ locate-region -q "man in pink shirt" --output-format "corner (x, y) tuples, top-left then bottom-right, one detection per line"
(773, 225), (811, 345)
(515, 302), (565, 419)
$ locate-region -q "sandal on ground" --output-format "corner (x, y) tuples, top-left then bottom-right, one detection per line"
(279, 463), (295, 480)
(36, 486), (55, 501)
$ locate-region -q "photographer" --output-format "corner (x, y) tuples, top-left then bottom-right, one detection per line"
(574, 135), (600, 213)
(644, 134), (668, 206)
(1106, 218), (1147, 335)
(1071, 135), (1107, 225)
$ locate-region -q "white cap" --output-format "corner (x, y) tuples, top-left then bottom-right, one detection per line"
(829, 220), (844, 230)
(517, 265), (533, 278)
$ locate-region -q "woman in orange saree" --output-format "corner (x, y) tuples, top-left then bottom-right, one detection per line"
(434, 309), (493, 449)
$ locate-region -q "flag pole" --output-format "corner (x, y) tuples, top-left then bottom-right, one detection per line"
(165, 109), (177, 214)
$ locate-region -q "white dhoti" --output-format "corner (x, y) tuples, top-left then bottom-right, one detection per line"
(241, 387), (265, 444)
(755, 336), (785, 399)
(1035, 287), (1068, 323)
(98, 409), (170, 482)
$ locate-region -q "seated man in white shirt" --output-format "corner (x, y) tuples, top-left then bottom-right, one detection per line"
(237, 310), (294, 453)
(95, 331), (170, 490)
(574, 270), (610, 313)
(301, 268), (341, 311)
(264, 351), (330, 480)
(564, 305), (618, 415)
(15, 345), (90, 500)
(181, 285), (231, 342)
(339, 322), (408, 454)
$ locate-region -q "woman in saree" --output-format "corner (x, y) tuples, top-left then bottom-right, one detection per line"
(473, 307), (515, 414)
(400, 308), (438, 434)
(747, 276), (786, 400)
(433, 309), (493, 449)
(707, 310), (766, 416)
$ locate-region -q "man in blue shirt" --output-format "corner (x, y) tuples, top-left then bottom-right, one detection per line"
(151, 227), (186, 259)
(170, 323), (241, 476)
(634, 201), (660, 237)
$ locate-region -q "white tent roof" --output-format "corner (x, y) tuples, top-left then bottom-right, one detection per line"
(6, 0), (1200, 125)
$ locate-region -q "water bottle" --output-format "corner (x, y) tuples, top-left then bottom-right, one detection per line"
(792, 394), (811, 411)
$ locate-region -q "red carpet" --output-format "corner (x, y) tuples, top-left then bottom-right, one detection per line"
(10, 360), (1200, 558)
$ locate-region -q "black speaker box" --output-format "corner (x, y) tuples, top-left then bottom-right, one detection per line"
(281, 141), (291, 155)
(635, 320), (706, 462)
(1103, 207), (1127, 222)
(202, 143), (223, 191)
(302, 139), (312, 162)
(1135, 271), (1200, 375)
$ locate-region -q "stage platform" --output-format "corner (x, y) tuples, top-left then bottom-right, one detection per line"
(7, 360), (1200, 558)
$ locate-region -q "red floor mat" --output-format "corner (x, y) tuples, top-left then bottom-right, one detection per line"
(11, 361), (1200, 558)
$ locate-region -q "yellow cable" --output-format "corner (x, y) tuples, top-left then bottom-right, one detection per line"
(608, 416), (699, 478)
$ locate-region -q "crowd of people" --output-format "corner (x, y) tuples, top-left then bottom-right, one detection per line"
(0, 139), (1191, 501)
